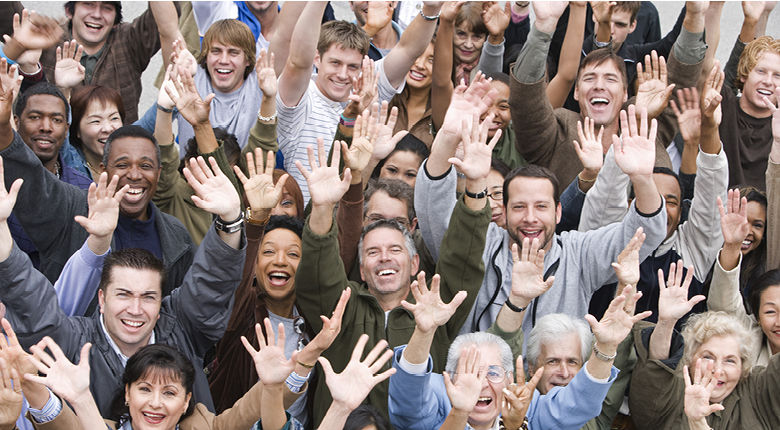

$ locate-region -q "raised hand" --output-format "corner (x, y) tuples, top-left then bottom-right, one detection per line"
(295, 137), (352, 208)
(591, 1), (617, 25)
(371, 101), (407, 162)
(438, 74), (498, 140)
(342, 107), (378, 174)
(742, 0), (766, 21)
(0, 357), (22, 428)
(761, 86), (780, 148)
(611, 228), (645, 307)
(345, 57), (379, 118)
(0, 319), (35, 387)
(613, 105), (657, 178)
(448, 113), (501, 181)
(8, 10), (63, 51)
(531, 1), (569, 32)
(635, 51), (675, 120)
(482, 1), (511, 40)
(586, 285), (652, 349)
(701, 62), (724, 126)
(183, 156), (241, 220)
(157, 64), (178, 111)
(25, 337), (92, 405)
(242, 318), (297, 386)
(170, 38), (198, 77)
(256, 49), (278, 98)
(167, 66), (215, 127)
(683, 359), (725, 422)
(319, 335), (396, 412)
(55, 40), (85, 90)
(74, 172), (129, 240)
(502, 356), (542, 430)
(657, 260), (704, 323)
(440, 1), (467, 23)
(509, 239), (554, 307)
(0, 157), (23, 224)
(401, 272), (467, 334)
(717, 189), (749, 248)
(0, 61), (21, 126)
(670, 88), (701, 145)
(235, 149), (289, 219)
(302, 289), (350, 356)
(443, 345), (484, 413)
(363, 1), (394, 37)
(573, 117), (605, 173)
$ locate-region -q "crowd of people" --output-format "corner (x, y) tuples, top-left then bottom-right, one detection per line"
(0, 1), (778, 430)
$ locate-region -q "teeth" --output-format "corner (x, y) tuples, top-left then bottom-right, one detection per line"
(333, 82), (348, 87)
(269, 271), (290, 279)
(743, 240), (752, 245)
(758, 89), (772, 95)
(216, 69), (231, 74)
(143, 412), (164, 418)
(410, 71), (424, 79)
(128, 189), (143, 195)
(123, 320), (143, 327)
(86, 23), (101, 29)
(378, 269), (397, 276)
(478, 397), (491, 401)
(590, 97), (609, 104)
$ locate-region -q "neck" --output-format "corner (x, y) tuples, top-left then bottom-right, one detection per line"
(468, 417), (496, 430)
(739, 96), (772, 119)
(372, 24), (398, 50)
(254, 7), (278, 38)
(407, 87), (430, 105)
(770, 339), (779, 356)
(265, 296), (296, 319)
(372, 287), (409, 312)
(43, 157), (59, 175)
(84, 150), (103, 175)
(76, 37), (106, 56)
(601, 121), (621, 153)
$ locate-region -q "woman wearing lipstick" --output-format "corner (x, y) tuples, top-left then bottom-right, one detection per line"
(708, 189), (777, 367)
(629, 261), (780, 430)
(207, 149), (323, 427)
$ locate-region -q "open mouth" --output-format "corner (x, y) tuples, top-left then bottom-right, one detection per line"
(409, 70), (426, 81)
(757, 89), (773, 96)
(122, 319), (144, 329)
(124, 187), (146, 204)
(142, 412), (165, 424)
(476, 396), (493, 407)
(85, 23), (103, 30)
(742, 240), (753, 250)
(33, 138), (55, 149)
(268, 271), (291, 286)
(519, 229), (543, 241)
(377, 269), (398, 277)
(215, 69), (233, 76)
(590, 97), (610, 105)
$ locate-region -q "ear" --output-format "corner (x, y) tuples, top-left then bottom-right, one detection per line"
(13, 116), (19, 129)
(183, 392), (192, 414)
(124, 384), (130, 405)
(409, 217), (418, 232)
(98, 289), (106, 314)
(359, 262), (366, 282)
(99, 162), (106, 173)
(622, 88), (628, 104)
(555, 202), (562, 225)
(628, 20), (637, 34)
(573, 85), (579, 101)
(314, 52), (321, 71)
(411, 253), (420, 276)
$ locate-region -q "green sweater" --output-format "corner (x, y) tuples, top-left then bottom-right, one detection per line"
(296, 195), (491, 426)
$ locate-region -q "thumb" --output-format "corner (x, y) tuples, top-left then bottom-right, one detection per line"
(74, 215), (91, 230)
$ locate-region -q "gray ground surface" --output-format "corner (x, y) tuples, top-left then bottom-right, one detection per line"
(19, 1), (780, 119)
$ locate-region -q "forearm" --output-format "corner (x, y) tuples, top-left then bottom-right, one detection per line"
(699, 121), (721, 155)
(629, 176), (662, 215)
(548, 4), (586, 109)
(309, 203), (336, 237)
(512, 24), (553, 84)
(679, 143), (699, 176)
(700, 2), (724, 86)
(150, 1), (181, 70)
(648, 321), (676, 360)
(318, 402), (353, 430)
(718, 244), (741, 272)
(259, 95), (277, 123)
(586, 342), (617, 380)
(68, 391), (106, 430)
(739, 15), (759, 44)
(430, 19), (455, 131)
(287, 2), (327, 72)
(383, 3), (441, 88)
(154, 108), (174, 148)
(687, 417), (711, 430)
(0, 221), (11, 262)
(426, 132), (459, 178)
(463, 177), (488, 212)
(402, 327), (436, 365)
(215, 217), (243, 250)
(492, 303), (526, 335)
(438, 409), (469, 430)
(193, 121), (219, 154)
(261, 384), (287, 430)
(268, 1), (307, 77)
(682, 4), (705, 33)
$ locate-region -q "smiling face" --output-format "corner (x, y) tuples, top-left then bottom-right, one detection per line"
(739, 52), (780, 118)
(692, 335), (743, 403)
(505, 177), (561, 251)
(487, 170), (505, 228)
(379, 151), (423, 189)
(463, 344), (508, 430)
(758, 285), (780, 355)
(453, 22), (486, 65)
(742, 201), (766, 255)
(653, 173), (682, 241)
(78, 99), (123, 161)
(256, 228), (301, 301)
(364, 190), (416, 232)
(529, 333), (584, 395)
(407, 42), (435, 90)
(15, 94), (69, 166)
(359, 227), (418, 298)
(67, 1), (118, 52)
(99, 267), (162, 358)
(481, 81), (511, 139)
(206, 41), (251, 94)
(126, 372), (191, 430)
(315, 44), (364, 102)
(574, 60), (627, 127)
(102, 136), (161, 221)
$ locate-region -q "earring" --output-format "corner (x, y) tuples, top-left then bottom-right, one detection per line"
(125, 401), (129, 407)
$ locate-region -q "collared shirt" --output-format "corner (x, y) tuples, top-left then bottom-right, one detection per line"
(100, 315), (156, 366)
(80, 43), (106, 84)
(27, 389), (61, 423)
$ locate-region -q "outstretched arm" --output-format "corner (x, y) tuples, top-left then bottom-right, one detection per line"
(278, 2), (328, 107)
(430, 1), (463, 131)
(0, 157), (23, 262)
(296, 138), (352, 236)
(382, 2), (444, 89)
(547, 2), (586, 109)
(648, 261), (704, 360)
(614, 106), (662, 215)
(268, 1), (307, 78)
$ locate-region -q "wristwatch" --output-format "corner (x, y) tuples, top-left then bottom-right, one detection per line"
(214, 212), (244, 234)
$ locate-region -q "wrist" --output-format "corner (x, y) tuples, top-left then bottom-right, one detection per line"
(464, 178), (487, 194)
(421, 3), (443, 17)
(593, 341), (618, 358)
(534, 19), (557, 34)
(580, 168), (599, 181)
(488, 33), (504, 45)
(507, 294), (532, 310)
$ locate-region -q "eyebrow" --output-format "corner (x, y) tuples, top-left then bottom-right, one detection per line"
(115, 288), (159, 295)
(27, 109), (65, 117)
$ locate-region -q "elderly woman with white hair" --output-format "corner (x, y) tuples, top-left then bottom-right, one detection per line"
(629, 260), (780, 430)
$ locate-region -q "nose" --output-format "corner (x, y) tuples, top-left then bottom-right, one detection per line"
(523, 206), (538, 224)
(126, 164), (143, 180)
(413, 56), (426, 71)
(337, 64), (349, 80)
(39, 117), (53, 133)
(128, 297), (142, 315)
(557, 363), (571, 379)
(274, 251), (286, 265)
(149, 390), (163, 408)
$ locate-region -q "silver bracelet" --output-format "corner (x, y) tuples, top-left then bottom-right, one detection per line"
(420, 9), (440, 21)
(592, 343), (617, 362)
(257, 110), (277, 122)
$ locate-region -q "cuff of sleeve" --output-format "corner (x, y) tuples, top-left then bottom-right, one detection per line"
(695, 145), (727, 169)
(28, 389), (62, 423)
(343, 182), (364, 203)
(673, 27), (707, 65)
(399, 353), (431, 375)
(422, 159), (452, 181)
(582, 364), (618, 384)
(79, 238), (109, 267)
(635, 199), (664, 218)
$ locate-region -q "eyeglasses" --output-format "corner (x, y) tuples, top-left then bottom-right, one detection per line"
(451, 365), (506, 384)
(293, 316), (309, 351)
(364, 214), (410, 228)
(487, 190), (503, 202)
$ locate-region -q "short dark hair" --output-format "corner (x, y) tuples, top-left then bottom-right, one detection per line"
(614, 1), (641, 23)
(503, 165), (560, 208)
(364, 178), (416, 223)
(65, 1), (122, 29)
(99, 248), (167, 293)
(750, 269), (780, 322)
(110, 344), (195, 424)
(576, 48), (628, 91)
(652, 166), (683, 197)
(102, 125), (161, 168)
(344, 405), (392, 430)
(14, 82), (69, 118)
(491, 158), (511, 178)
(180, 128), (241, 173)
(264, 215), (304, 238)
(70, 85), (126, 152)
(483, 70), (511, 87)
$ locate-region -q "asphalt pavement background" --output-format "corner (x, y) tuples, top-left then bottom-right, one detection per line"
(18, 1), (780, 119)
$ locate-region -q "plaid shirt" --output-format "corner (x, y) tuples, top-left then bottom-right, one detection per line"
(40, 6), (163, 123)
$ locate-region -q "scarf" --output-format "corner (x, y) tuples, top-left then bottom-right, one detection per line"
(454, 57), (479, 85)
